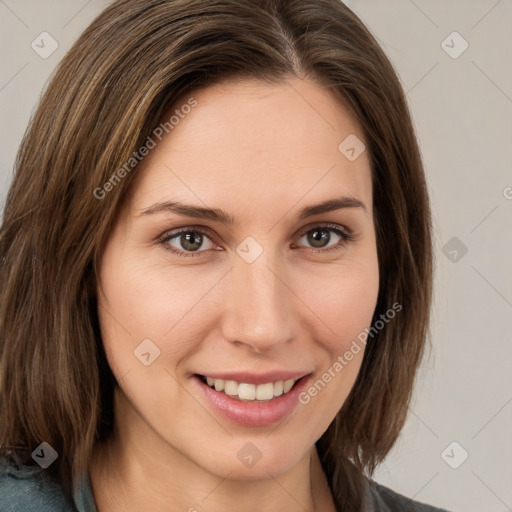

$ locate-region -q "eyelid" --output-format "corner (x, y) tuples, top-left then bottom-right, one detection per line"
(295, 222), (352, 239)
(163, 225), (219, 242)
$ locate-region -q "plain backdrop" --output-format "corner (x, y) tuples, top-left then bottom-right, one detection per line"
(1, 1), (511, 511)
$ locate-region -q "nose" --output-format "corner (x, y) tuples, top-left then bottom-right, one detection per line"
(220, 251), (296, 353)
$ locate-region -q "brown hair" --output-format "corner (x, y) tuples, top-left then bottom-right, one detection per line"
(0, 0), (433, 509)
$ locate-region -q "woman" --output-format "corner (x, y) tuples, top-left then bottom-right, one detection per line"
(0, 0), (450, 510)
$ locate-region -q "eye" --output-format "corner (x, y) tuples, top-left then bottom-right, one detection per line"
(159, 227), (218, 257)
(294, 224), (354, 251)
(158, 223), (354, 258)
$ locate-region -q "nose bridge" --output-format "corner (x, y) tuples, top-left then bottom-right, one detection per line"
(221, 250), (294, 351)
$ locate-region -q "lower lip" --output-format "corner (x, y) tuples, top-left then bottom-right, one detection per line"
(193, 374), (311, 427)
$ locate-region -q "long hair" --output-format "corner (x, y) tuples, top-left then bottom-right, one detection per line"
(0, 0), (433, 509)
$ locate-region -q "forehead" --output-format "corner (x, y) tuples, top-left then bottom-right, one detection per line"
(129, 77), (372, 217)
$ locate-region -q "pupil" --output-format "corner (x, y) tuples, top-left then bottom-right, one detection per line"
(182, 232), (202, 251)
(308, 229), (329, 248)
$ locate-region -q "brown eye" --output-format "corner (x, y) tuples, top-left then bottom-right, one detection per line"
(306, 228), (331, 248)
(179, 231), (204, 251)
(296, 225), (353, 251)
(160, 228), (217, 256)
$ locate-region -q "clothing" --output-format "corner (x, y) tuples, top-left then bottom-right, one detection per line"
(363, 480), (451, 512)
(0, 456), (452, 512)
(0, 456), (94, 512)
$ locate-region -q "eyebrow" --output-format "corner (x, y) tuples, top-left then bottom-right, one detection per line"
(138, 196), (367, 224)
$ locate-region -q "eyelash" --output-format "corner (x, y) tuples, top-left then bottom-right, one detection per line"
(157, 224), (355, 258)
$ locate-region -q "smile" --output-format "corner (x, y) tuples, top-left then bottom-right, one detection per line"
(199, 375), (298, 402)
(194, 373), (312, 426)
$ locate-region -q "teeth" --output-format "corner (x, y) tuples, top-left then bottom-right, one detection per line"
(224, 380), (238, 396)
(283, 379), (295, 393)
(256, 382), (273, 400)
(238, 383), (256, 400)
(202, 376), (298, 401)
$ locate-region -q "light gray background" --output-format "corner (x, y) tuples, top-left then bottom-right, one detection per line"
(1, 1), (511, 511)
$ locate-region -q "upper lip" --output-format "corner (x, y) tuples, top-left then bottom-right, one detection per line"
(196, 371), (312, 385)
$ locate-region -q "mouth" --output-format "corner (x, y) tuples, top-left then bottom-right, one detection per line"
(196, 374), (303, 402)
(192, 372), (312, 426)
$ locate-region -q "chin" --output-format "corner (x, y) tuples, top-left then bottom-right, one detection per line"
(196, 439), (308, 480)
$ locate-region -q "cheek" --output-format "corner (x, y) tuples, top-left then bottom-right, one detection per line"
(96, 249), (225, 390)
(325, 273), (379, 349)
(296, 252), (380, 350)
(99, 248), (206, 335)
(293, 254), (379, 412)
(95, 262), (199, 427)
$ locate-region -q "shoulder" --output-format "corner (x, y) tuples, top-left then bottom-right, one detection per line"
(0, 456), (71, 512)
(365, 479), (453, 512)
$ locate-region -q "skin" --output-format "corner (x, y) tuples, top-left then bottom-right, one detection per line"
(89, 76), (380, 512)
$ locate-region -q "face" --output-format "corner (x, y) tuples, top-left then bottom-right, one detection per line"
(96, 76), (379, 480)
